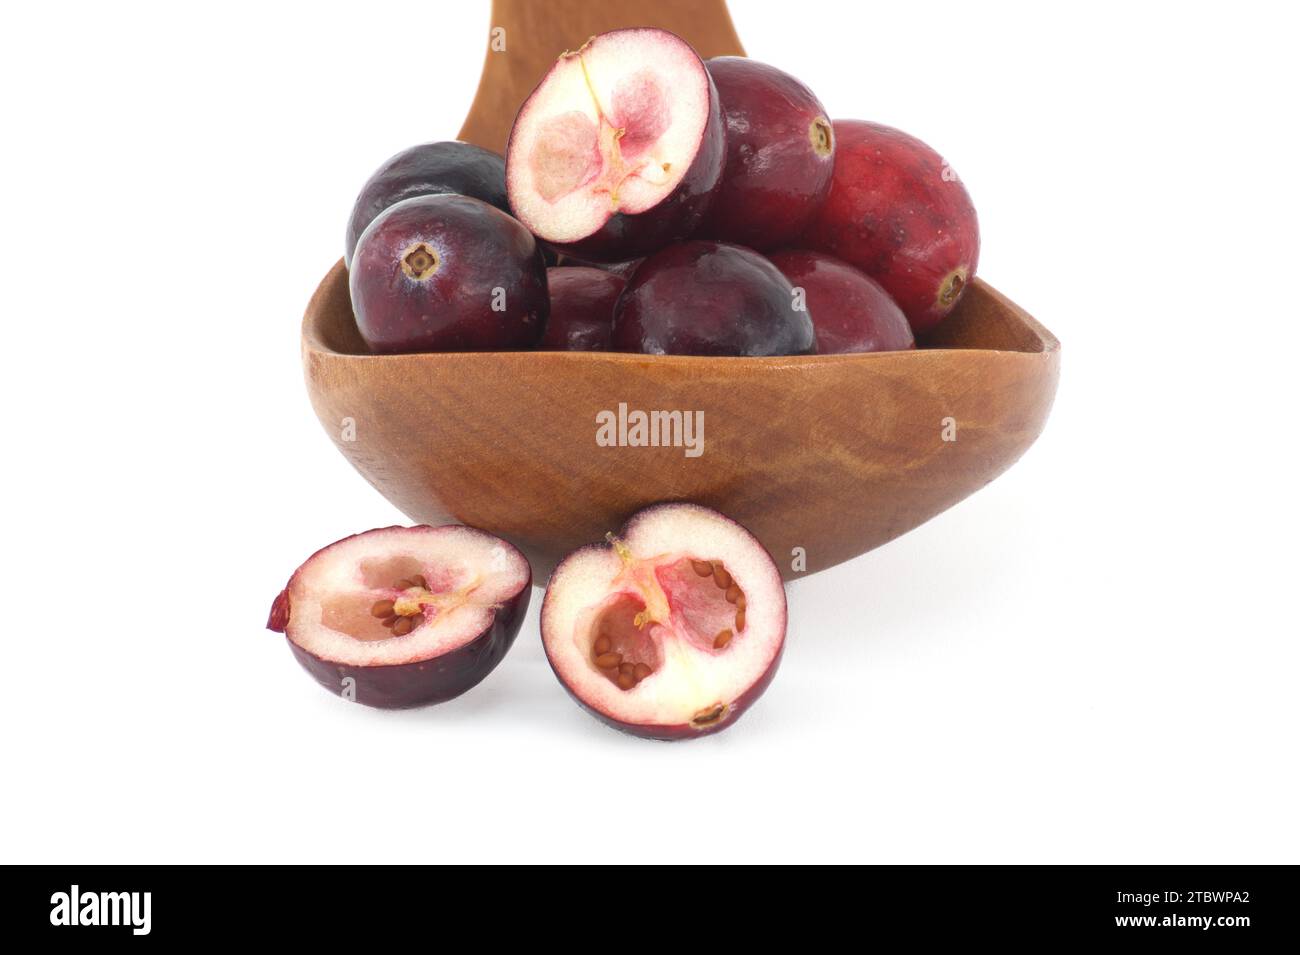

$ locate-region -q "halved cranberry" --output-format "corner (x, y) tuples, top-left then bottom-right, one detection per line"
(541, 504), (786, 740)
(505, 28), (725, 262)
(268, 526), (531, 708)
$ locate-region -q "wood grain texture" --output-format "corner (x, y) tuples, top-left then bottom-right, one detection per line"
(457, 0), (745, 155)
(302, 260), (1060, 582)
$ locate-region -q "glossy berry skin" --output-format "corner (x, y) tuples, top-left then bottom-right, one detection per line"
(799, 120), (980, 335)
(350, 194), (547, 354)
(768, 250), (914, 354)
(599, 258), (644, 279)
(539, 267), (626, 351)
(697, 57), (835, 250)
(344, 141), (510, 268)
(612, 241), (815, 356)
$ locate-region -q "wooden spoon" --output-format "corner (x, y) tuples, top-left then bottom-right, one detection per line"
(301, 0), (1060, 582)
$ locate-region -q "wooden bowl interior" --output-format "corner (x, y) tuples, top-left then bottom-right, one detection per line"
(303, 263), (1058, 582)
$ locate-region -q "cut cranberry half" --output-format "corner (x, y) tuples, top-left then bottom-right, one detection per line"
(268, 526), (531, 708)
(541, 504), (786, 740)
(505, 28), (725, 262)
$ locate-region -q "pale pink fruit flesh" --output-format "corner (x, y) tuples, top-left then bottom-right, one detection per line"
(541, 504), (786, 739)
(506, 29), (715, 247)
(269, 526), (531, 707)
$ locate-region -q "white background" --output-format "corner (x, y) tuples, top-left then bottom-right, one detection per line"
(2, 1), (1296, 864)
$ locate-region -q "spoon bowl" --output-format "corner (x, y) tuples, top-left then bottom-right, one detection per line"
(303, 261), (1058, 581)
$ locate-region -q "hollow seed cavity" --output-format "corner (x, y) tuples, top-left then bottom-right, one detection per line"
(591, 637), (654, 690)
(370, 573), (439, 636)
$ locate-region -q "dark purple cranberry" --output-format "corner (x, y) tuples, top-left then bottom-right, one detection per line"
(345, 141), (509, 268)
(350, 194), (547, 354)
(539, 267), (626, 351)
(612, 241), (815, 356)
(697, 58), (835, 250)
(769, 250), (915, 354)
